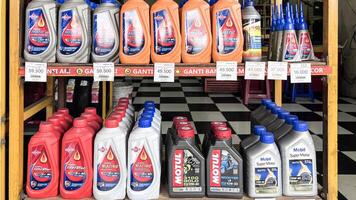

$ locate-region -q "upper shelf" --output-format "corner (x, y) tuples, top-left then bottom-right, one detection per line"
(18, 62), (331, 77)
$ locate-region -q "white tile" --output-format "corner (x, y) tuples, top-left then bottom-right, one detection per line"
(216, 103), (250, 112)
(342, 151), (356, 162)
(182, 87), (203, 92)
(208, 93), (235, 97)
(191, 112), (226, 122)
(282, 104), (311, 112)
(307, 121), (323, 135)
(338, 126), (354, 135)
(229, 121), (251, 135)
(311, 135), (323, 151)
(338, 104), (356, 112)
(132, 82), (141, 87)
(137, 87), (160, 92)
(141, 78), (154, 83)
(160, 91), (185, 97)
(160, 104), (189, 112)
(338, 175), (356, 200)
(179, 79), (200, 83)
(133, 97), (160, 104)
(160, 82), (182, 87)
(295, 98), (323, 104)
(340, 97), (356, 104)
(161, 121), (173, 135)
(315, 112), (323, 117)
(232, 134), (242, 145)
(186, 97), (214, 104)
(338, 112), (356, 122)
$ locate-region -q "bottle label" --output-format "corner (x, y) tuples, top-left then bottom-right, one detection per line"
(122, 10), (145, 55)
(66, 79), (75, 103)
(172, 149), (202, 192)
(209, 149), (240, 193)
(216, 9), (239, 54)
(130, 146), (154, 191)
(59, 10), (83, 55)
(284, 32), (299, 60)
(91, 81), (100, 104)
(93, 11), (116, 56)
(299, 32), (312, 60)
(27, 9), (50, 55)
(153, 10), (176, 55)
(63, 143), (87, 191)
(254, 153), (279, 194)
(242, 19), (261, 59)
(29, 145), (52, 190)
(185, 9), (208, 55)
(97, 144), (121, 191)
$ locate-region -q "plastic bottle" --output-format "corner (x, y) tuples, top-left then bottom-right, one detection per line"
(181, 0), (212, 63)
(138, 101), (161, 116)
(268, 5), (276, 60)
(118, 97), (135, 112)
(202, 122), (227, 156)
(275, 115), (298, 141)
(275, 4), (285, 61)
(109, 112), (130, 134)
(259, 106), (282, 127)
(26, 122), (61, 198)
(127, 118), (161, 199)
(111, 110), (132, 130)
(246, 133), (282, 198)
(151, 0), (182, 63)
(206, 127), (243, 198)
(250, 99), (272, 126)
(52, 113), (71, 130)
(60, 118), (95, 199)
(57, 108), (73, 123)
(93, 118), (127, 199)
(119, 0), (150, 64)
(115, 104), (135, 119)
(47, 117), (66, 136)
(266, 109), (290, 132)
(281, 3), (300, 62)
(240, 125), (266, 152)
(167, 126), (205, 197)
(297, 4), (315, 61)
(92, 0), (120, 62)
(57, 0), (91, 63)
(242, 0), (262, 61)
(253, 102), (276, 127)
(24, 0), (57, 62)
(81, 112), (101, 132)
(278, 121), (317, 196)
(212, 0), (244, 62)
(84, 107), (103, 125)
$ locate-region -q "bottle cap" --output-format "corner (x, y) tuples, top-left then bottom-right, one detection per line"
(113, 109), (126, 116)
(293, 121), (308, 132)
(73, 117), (88, 128)
(260, 132), (275, 144)
(294, 4), (300, 29)
(81, 112), (96, 121)
(284, 3), (295, 30)
(176, 121), (191, 129)
(57, 108), (70, 115)
(244, 0), (254, 7)
(173, 116), (188, 128)
(53, 113), (65, 119)
(178, 126), (195, 139)
(85, 107), (98, 115)
(285, 115), (298, 125)
(254, 125), (266, 136)
(266, 102), (276, 110)
(261, 99), (272, 106)
(278, 110), (290, 119)
(271, 106), (282, 114)
(142, 112), (154, 119)
(109, 112), (123, 122)
(39, 121), (54, 132)
(277, 4), (285, 31)
(138, 117), (152, 128)
(298, 3), (308, 30)
(105, 117), (119, 128)
(290, 4), (294, 25)
(143, 109), (155, 116)
(215, 127), (232, 139)
(144, 101), (155, 107)
(143, 106), (155, 113)
(117, 104), (128, 110)
(101, 0), (114, 3)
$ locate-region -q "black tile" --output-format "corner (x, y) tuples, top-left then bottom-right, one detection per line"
(160, 97), (187, 103)
(290, 112), (323, 121)
(161, 112), (192, 121)
(338, 192), (348, 200)
(347, 112), (356, 118)
(300, 104), (324, 112)
(193, 122), (212, 135)
(140, 83), (161, 87)
(339, 99), (352, 104)
(237, 135), (250, 141)
(161, 87), (182, 91)
(339, 122), (356, 135)
(338, 135), (356, 151)
(184, 92), (209, 97)
(211, 97), (241, 103)
(222, 112), (251, 121)
(135, 92), (161, 97)
(316, 151), (356, 175)
(133, 87), (139, 91)
(245, 104), (260, 111)
(134, 104), (160, 112)
(180, 82), (202, 87)
(188, 104), (219, 111)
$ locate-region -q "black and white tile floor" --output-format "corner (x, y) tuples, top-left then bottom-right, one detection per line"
(127, 77), (356, 200)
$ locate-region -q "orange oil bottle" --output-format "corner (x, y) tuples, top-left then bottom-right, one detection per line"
(181, 0), (212, 63)
(212, 0), (244, 62)
(150, 0), (181, 63)
(119, 0), (151, 64)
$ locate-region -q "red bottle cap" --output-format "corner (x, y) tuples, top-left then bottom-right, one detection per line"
(177, 126), (195, 139)
(39, 121), (54, 132)
(210, 121), (227, 130)
(47, 117), (65, 132)
(173, 116), (188, 128)
(53, 113), (65, 119)
(57, 108), (70, 115)
(175, 121), (191, 129)
(110, 112), (123, 122)
(81, 112), (96, 122)
(105, 117), (119, 128)
(119, 97), (130, 103)
(73, 117), (88, 128)
(214, 127), (232, 140)
(85, 107), (97, 114)
(117, 104), (128, 110)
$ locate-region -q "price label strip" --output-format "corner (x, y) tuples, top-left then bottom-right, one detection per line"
(244, 62), (266, 80)
(290, 63), (311, 83)
(93, 62), (115, 82)
(216, 61), (237, 81)
(267, 61), (288, 80)
(154, 63), (175, 82)
(25, 62), (47, 82)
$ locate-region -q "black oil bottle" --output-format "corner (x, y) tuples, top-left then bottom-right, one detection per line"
(202, 122), (227, 156)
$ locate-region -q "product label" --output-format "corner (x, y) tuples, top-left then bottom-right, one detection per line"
(29, 145), (52, 190)
(283, 32), (299, 60)
(63, 143), (87, 191)
(172, 149), (202, 192)
(299, 32), (312, 60)
(59, 10), (83, 55)
(93, 11), (116, 56)
(242, 18), (261, 58)
(91, 81), (100, 103)
(209, 149), (240, 193)
(130, 146), (154, 191)
(153, 10), (176, 55)
(122, 10), (145, 55)
(97, 144), (121, 191)
(216, 9), (239, 54)
(254, 153), (279, 194)
(185, 9), (208, 55)
(27, 9), (50, 55)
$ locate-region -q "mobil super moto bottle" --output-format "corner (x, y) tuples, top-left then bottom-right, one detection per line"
(57, 0), (91, 63)
(24, 0), (57, 62)
(240, 125), (266, 153)
(206, 127), (243, 198)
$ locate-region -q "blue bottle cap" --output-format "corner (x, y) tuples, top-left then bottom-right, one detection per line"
(260, 132), (275, 144)
(276, 4), (285, 31)
(57, 0), (65, 4)
(284, 3), (295, 31)
(144, 101), (155, 107)
(261, 99), (272, 106)
(138, 117), (152, 128)
(290, 4), (294, 25)
(142, 112), (154, 119)
(278, 110), (290, 119)
(209, 0), (218, 6)
(266, 102), (276, 110)
(143, 106), (155, 113)
(254, 125), (267, 136)
(244, 0), (254, 7)
(298, 3), (308, 30)
(101, 0), (113, 3)
(285, 115), (298, 125)
(143, 109), (155, 115)
(271, 106), (282, 114)
(294, 4), (300, 30)
(293, 121), (309, 132)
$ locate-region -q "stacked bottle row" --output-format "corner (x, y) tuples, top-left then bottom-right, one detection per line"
(24, 0), (265, 64)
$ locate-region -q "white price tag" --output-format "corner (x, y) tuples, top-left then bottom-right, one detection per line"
(154, 63), (175, 82)
(93, 62), (114, 82)
(244, 62), (266, 80)
(216, 61), (237, 81)
(267, 61), (288, 80)
(25, 62), (47, 82)
(290, 63), (311, 83)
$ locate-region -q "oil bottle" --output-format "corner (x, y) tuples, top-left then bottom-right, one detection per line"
(297, 4), (316, 61)
(281, 3), (300, 62)
(275, 115), (298, 141)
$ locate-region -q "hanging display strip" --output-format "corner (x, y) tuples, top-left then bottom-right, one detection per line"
(18, 62), (331, 77)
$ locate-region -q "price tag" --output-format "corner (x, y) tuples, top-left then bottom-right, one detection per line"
(154, 63), (175, 82)
(290, 63), (311, 83)
(25, 62), (47, 82)
(244, 62), (266, 80)
(216, 61), (237, 81)
(267, 61), (288, 80)
(93, 62), (114, 82)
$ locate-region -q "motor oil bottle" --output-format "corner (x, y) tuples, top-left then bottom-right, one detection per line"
(118, 97), (135, 113)
(26, 122), (61, 198)
(167, 126), (205, 198)
(119, 0), (150, 64)
(60, 117), (95, 199)
(240, 125), (266, 153)
(278, 121), (317, 196)
(181, 0), (212, 63)
(93, 118), (127, 199)
(127, 118), (161, 199)
(109, 112), (130, 134)
(253, 102), (276, 126)
(57, 107), (74, 123)
(81, 112), (101, 132)
(202, 122), (227, 156)
(259, 106), (282, 127)
(275, 115), (298, 141)
(275, 4), (284, 61)
(150, 0), (182, 63)
(250, 99), (272, 126)
(211, 0), (244, 62)
(91, 0), (120, 62)
(242, 0), (262, 61)
(268, 5), (276, 60)
(52, 113), (71, 130)
(134, 115), (161, 134)
(47, 117), (66, 136)
(84, 107), (103, 125)
(111, 110), (132, 130)
(115, 104), (134, 119)
(206, 127), (243, 198)
(245, 132), (282, 198)
(166, 117), (189, 163)
(297, 4), (316, 61)
(267, 109), (290, 133)
(24, 0), (57, 62)
(57, 0), (91, 63)
(138, 101), (161, 116)
(281, 3), (300, 62)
